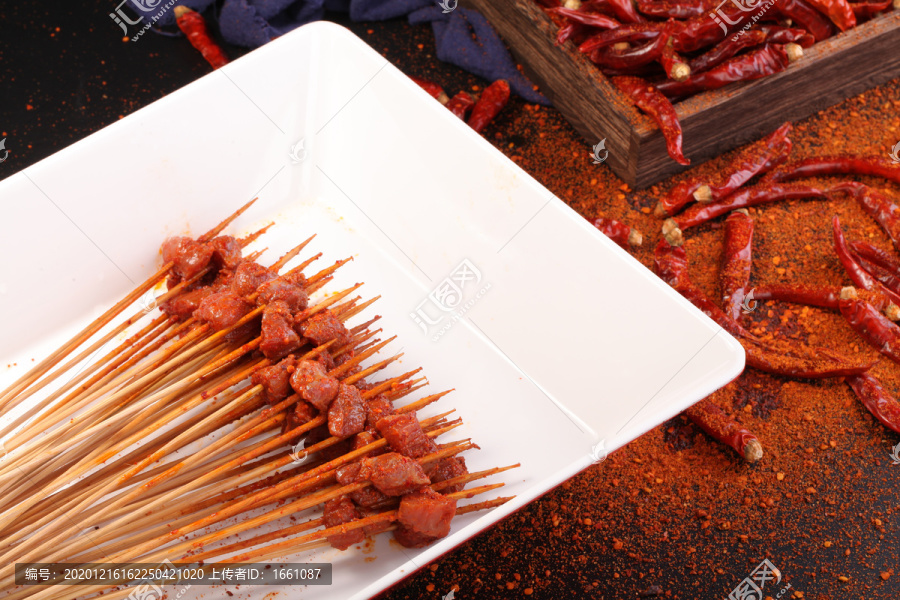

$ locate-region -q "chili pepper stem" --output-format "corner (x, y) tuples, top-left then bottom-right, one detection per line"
(785, 43), (804, 62)
(662, 218), (684, 246)
(693, 185), (713, 203)
(564, 0), (582, 8)
(628, 229), (643, 247)
(744, 438), (764, 463)
(671, 63), (691, 82)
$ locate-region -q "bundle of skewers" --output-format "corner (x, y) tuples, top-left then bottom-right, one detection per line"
(644, 123), (900, 462)
(0, 200), (516, 600)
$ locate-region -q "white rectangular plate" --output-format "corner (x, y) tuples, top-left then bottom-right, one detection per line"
(0, 22), (744, 600)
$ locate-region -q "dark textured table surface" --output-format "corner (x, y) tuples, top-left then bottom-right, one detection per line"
(3, 3), (900, 600)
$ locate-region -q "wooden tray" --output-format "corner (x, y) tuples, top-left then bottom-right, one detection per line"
(465, 0), (900, 188)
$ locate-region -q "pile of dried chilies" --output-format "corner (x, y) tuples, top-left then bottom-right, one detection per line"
(536, 0), (897, 163)
(646, 122), (900, 461)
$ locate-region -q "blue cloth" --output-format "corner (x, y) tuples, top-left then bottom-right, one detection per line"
(155, 0), (550, 105)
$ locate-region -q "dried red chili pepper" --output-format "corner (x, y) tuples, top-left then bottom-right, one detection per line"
(685, 399), (763, 462)
(654, 177), (704, 218)
(688, 30), (767, 74)
(749, 284), (900, 320)
(549, 6), (622, 28)
(758, 25), (816, 47)
(832, 216), (900, 308)
(805, 0), (857, 30)
(445, 92), (476, 120)
(693, 123), (793, 204)
(661, 183), (830, 246)
(597, 0), (646, 24)
(849, 0), (892, 18)
(775, 0), (836, 41)
(636, 0), (709, 19)
(659, 32), (691, 82)
(654, 240), (750, 338)
(578, 23), (663, 53)
(654, 239), (691, 290)
(411, 76), (450, 104)
(722, 210), (754, 322)
(591, 27), (671, 69)
(855, 255), (900, 298)
(833, 182), (900, 252)
(656, 44), (796, 98)
(846, 373), (900, 433)
(467, 80), (511, 134)
(849, 240), (900, 281)
(174, 6), (229, 70)
(743, 337), (874, 378)
(750, 284), (841, 309)
(611, 76), (689, 166)
(838, 287), (900, 364)
(558, 22), (587, 45)
(592, 217), (643, 248)
(672, 3), (748, 53)
(764, 156), (900, 186)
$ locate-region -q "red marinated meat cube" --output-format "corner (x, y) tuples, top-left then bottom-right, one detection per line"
(209, 236), (242, 271)
(193, 291), (254, 331)
(335, 461), (361, 485)
(350, 486), (389, 508)
(298, 309), (350, 347)
(162, 236), (214, 281)
(393, 525), (439, 548)
(230, 261), (274, 297)
(397, 487), (456, 538)
(328, 384), (367, 439)
(281, 395), (318, 436)
(426, 457), (468, 494)
(357, 452), (430, 496)
(251, 357), (296, 404)
(376, 413), (438, 458)
(290, 360), (339, 410)
(282, 395), (317, 436)
(323, 496), (364, 551)
(256, 277), (309, 311)
(260, 301), (301, 360)
(160, 287), (212, 319)
(316, 349), (336, 370)
(304, 425), (353, 461)
(365, 395), (396, 430)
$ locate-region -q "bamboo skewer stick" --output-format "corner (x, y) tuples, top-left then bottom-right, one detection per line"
(8, 340), (403, 570)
